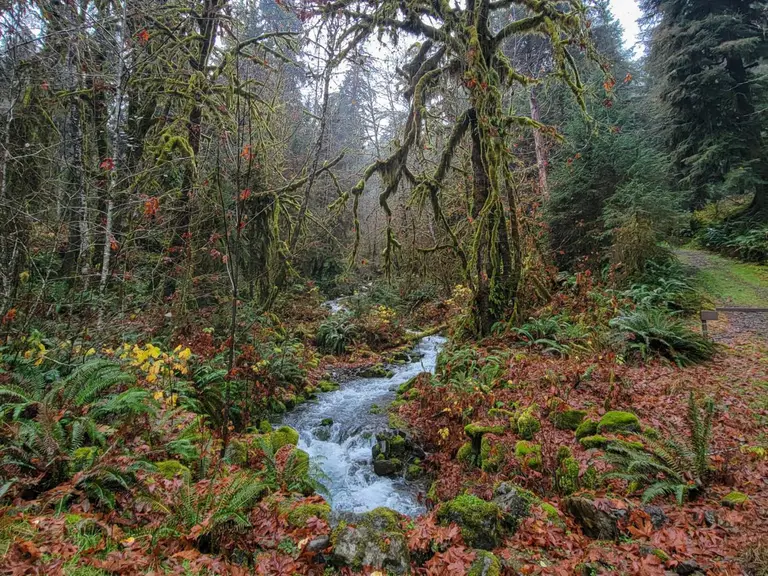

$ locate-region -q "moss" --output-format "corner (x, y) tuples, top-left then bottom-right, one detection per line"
(362, 507), (403, 532)
(70, 446), (100, 473)
(465, 423), (506, 438)
(540, 502), (560, 522)
(388, 412), (408, 430)
(612, 438), (644, 450)
(320, 418), (333, 426)
(556, 446), (573, 464)
(258, 419), (272, 434)
(360, 364), (394, 378)
(295, 395), (306, 405)
(555, 457), (580, 495)
(369, 403), (382, 414)
(405, 464), (423, 480)
(397, 374), (419, 396)
(318, 379), (339, 392)
(270, 426), (300, 451)
(579, 435), (609, 449)
(551, 409), (588, 431)
(224, 439), (248, 465)
(437, 495), (503, 549)
(468, 550), (502, 576)
(457, 442), (475, 465)
(286, 502), (330, 528)
(488, 407), (516, 419)
(427, 481), (439, 502)
(721, 491), (749, 507)
(582, 465), (598, 490)
(642, 426), (661, 440)
(389, 434), (406, 452)
(480, 436), (506, 473)
(516, 406), (540, 440)
(514, 441), (542, 470)
(155, 460), (191, 480)
(575, 418), (598, 439)
(597, 411), (640, 434)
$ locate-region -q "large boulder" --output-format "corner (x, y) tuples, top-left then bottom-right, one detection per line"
(597, 411), (640, 434)
(331, 507), (409, 574)
(437, 495), (504, 550)
(492, 482), (534, 532)
(564, 496), (628, 540)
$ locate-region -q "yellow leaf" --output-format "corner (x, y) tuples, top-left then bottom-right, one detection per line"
(85, 348), (96, 356)
(153, 391), (164, 401)
(178, 347), (192, 360)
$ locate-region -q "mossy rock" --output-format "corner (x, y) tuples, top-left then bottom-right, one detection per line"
(487, 407), (516, 419)
(556, 446), (573, 464)
(551, 409), (588, 431)
(575, 418), (599, 439)
(286, 502), (330, 528)
(224, 439), (248, 465)
(258, 419), (272, 434)
(480, 435), (507, 473)
(270, 426), (300, 451)
(405, 464), (423, 480)
(318, 379), (340, 392)
(331, 507), (409, 573)
(514, 440), (542, 470)
(373, 458), (402, 477)
(579, 435), (609, 450)
(437, 495), (503, 550)
(465, 423), (506, 438)
(397, 374), (422, 396)
(516, 406), (541, 440)
(388, 412), (408, 430)
(721, 491), (749, 507)
(555, 457), (580, 495)
(582, 465), (599, 490)
(468, 550), (502, 576)
(155, 459), (191, 480)
(283, 394), (297, 410)
(597, 411), (640, 434)
(457, 442), (475, 465)
(388, 434), (407, 456)
(320, 418), (333, 426)
(360, 364), (394, 378)
(369, 404), (383, 414)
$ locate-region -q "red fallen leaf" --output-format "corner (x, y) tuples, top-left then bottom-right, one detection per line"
(137, 29), (150, 44)
(172, 548), (201, 560)
(18, 540), (41, 561)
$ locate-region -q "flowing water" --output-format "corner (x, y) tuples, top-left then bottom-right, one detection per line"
(281, 335), (446, 516)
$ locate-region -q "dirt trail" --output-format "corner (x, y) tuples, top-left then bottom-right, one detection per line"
(676, 248), (768, 342)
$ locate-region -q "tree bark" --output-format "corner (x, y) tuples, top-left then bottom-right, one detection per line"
(529, 86), (549, 200)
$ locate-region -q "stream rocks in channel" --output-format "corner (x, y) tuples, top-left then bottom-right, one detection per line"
(280, 335), (446, 516)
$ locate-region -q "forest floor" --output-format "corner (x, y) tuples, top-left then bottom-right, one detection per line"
(676, 247), (768, 342)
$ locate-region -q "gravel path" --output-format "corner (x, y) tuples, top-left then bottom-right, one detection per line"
(676, 248), (768, 343)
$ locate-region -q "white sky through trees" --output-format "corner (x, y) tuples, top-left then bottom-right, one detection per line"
(610, 0), (642, 52)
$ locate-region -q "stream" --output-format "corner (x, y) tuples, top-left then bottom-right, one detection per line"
(281, 335), (446, 516)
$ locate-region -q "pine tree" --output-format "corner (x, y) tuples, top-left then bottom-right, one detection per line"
(643, 0), (768, 212)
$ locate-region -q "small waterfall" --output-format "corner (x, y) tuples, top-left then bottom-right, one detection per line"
(281, 335), (446, 516)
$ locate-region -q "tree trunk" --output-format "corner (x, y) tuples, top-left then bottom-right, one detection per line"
(529, 86), (550, 200)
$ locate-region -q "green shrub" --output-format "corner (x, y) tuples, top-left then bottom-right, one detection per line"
(603, 392), (715, 504)
(316, 313), (356, 354)
(610, 307), (716, 366)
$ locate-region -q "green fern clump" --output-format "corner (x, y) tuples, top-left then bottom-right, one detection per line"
(316, 313), (356, 354)
(603, 392), (715, 504)
(610, 307), (715, 366)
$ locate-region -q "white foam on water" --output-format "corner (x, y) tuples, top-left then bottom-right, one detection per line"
(281, 335), (446, 516)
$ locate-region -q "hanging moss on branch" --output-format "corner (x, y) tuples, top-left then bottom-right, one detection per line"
(318, 0), (600, 335)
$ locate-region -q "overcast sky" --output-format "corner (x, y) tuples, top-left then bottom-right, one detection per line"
(610, 0), (642, 52)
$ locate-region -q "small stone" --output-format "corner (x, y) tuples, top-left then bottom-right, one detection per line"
(564, 496), (628, 540)
(305, 535), (330, 552)
(373, 458), (402, 477)
(676, 560), (700, 575)
(642, 505), (668, 530)
(703, 510), (717, 527)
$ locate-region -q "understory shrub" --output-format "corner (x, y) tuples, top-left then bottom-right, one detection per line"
(603, 392), (715, 504)
(610, 307), (715, 366)
(316, 313), (356, 354)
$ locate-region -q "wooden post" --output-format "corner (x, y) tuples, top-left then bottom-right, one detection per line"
(700, 310), (718, 338)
